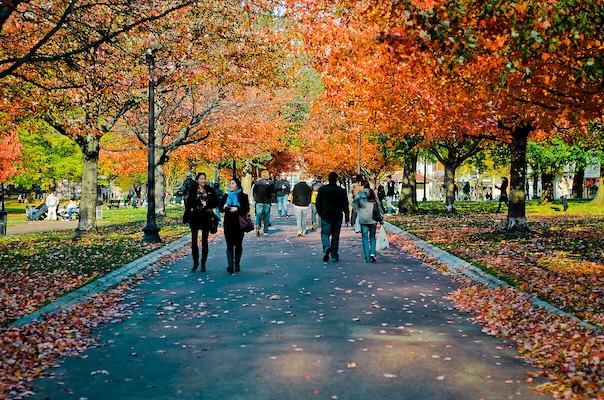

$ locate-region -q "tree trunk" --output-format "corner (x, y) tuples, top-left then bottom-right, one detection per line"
(532, 173), (539, 199)
(398, 151), (418, 214)
(572, 167), (585, 199)
(443, 165), (456, 213)
(589, 163), (604, 206)
(505, 126), (530, 232)
(214, 165), (221, 187)
(75, 134), (100, 236)
(540, 170), (554, 204)
(154, 162), (166, 217)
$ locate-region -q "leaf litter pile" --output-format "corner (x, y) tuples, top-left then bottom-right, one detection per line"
(0, 221), (189, 399)
(1, 212), (603, 399)
(390, 212), (603, 399)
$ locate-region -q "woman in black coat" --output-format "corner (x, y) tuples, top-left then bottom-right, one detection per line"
(187, 172), (218, 272)
(220, 177), (250, 274)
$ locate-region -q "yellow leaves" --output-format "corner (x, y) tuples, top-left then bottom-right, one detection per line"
(541, 53), (550, 62)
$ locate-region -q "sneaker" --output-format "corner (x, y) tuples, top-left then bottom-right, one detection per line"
(263, 232), (269, 236)
(370, 254), (377, 263)
(323, 247), (331, 262)
(332, 255), (339, 262)
(284, 215), (289, 218)
(297, 232), (303, 237)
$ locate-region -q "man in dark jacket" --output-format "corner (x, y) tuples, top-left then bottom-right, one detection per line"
(316, 172), (350, 262)
(253, 170), (275, 236)
(292, 177), (312, 236)
(274, 172), (291, 218)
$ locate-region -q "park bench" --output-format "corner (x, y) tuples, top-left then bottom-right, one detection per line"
(25, 204), (48, 221)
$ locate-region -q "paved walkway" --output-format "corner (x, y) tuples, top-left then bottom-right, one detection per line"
(30, 212), (545, 399)
(6, 220), (79, 235)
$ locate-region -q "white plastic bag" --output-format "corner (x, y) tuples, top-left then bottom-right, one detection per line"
(376, 226), (389, 251)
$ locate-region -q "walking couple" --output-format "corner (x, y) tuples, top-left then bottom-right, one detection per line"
(186, 173), (250, 274)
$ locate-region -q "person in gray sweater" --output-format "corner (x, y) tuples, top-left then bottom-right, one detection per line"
(352, 181), (383, 263)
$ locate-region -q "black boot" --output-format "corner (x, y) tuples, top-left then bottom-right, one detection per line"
(235, 264), (240, 272)
(201, 262), (206, 272)
(226, 247), (234, 274)
(192, 261), (199, 271)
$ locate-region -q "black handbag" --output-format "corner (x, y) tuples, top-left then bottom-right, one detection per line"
(238, 214), (254, 233)
(209, 213), (220, 234)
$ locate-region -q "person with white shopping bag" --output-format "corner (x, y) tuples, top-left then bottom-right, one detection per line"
(352, 181), (384, 263)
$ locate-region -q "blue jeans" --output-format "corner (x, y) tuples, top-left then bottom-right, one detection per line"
(321, 219), (342, 259)
(311, 204), (320, 226)
(386, 195), (395, 215)
(255, 203), (271, 233)
(361, 224), (377, 262)
(276, 195), (288, 217)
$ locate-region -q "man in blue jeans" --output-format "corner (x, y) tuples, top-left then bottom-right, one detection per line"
(316, 172), (350, 262)
(253, 170), (275, 236)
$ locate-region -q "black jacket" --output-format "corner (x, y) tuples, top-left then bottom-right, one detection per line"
(316, 183), (349, 223)
(292, 182), (312, 206)
(220, 191), (251, 235)
(186, 183), (218, 229)
(386, 181), (396, 197)
(274, 179), (291, 197)
(253, 179), (275, 204)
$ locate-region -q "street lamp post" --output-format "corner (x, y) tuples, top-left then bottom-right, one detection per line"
(142, 45), (161, 243)
(422, 160), (427, 202)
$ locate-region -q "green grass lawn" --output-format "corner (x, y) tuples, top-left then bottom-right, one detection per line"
(0, 204), (190, 325)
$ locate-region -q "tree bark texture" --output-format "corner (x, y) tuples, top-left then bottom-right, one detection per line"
(572, 167), (585, 199)
(444, 166), (456, 214)
(505, 126), (530, 232)
(398, 151), (418, 214)
(540, 171), (554, 204)
(75, 134), (100, 235)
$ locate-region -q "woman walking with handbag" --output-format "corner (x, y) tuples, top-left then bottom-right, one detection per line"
(220, 178), (250, 274)
(352, 181), (383, 263)
(187, 173), (219, 272)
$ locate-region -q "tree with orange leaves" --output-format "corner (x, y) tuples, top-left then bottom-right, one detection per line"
(287, 0), (604, 230)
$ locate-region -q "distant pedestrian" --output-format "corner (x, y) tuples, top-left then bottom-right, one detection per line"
(558, 176), (570, 211)
(352, 181), (383, 263)
(292, 176), (312, 236)
(350, 174), (364, 226)
(274, 172), (291, 218)
(316, 172), (350, 263)
(187, 173), (218, 272)
(376, 179), (386, 207)
(310, 177), (323, 230)
(220, 178), (251, 274)
(253, 170), (275, 236)
(463, 182), (471, 200)
(496, 177), (509, 213)
(385, 175), (397, 215)
(213, 182), (224, 222)
(45, 191), (59, 221)
(178, 171), (196, 222)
